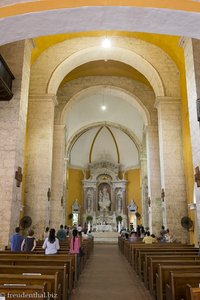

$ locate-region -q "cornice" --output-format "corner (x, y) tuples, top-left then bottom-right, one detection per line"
(29, 93), (58, 106)
(154, 96), (181, 109)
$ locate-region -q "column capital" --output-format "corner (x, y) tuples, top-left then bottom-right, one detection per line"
(29, 93), (58, 106)
(154, 96), (180, 109)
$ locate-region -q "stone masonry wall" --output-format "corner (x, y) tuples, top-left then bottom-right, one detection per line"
(0, 40), (32, 248)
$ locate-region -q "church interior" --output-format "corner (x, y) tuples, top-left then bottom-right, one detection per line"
(1, 1), (200, 299)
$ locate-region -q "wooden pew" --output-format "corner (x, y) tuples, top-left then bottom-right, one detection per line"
(0, 273), (61, 300)
(131, 244), (193, 267)
(166, 272), (200, 300)
(146, 256), (200, 295)
(0, 258), (73, 295)
(137, 248), (198, 277)
(156, 265), (200, 300)
(186, 284), (200, 300)
(0, 253), (77, 286)
(142, 252), (199, 282)
(0, 265), (68, 300)
(0, 283), (47, 300)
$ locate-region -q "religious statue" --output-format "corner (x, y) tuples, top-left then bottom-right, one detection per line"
(117, 190), (122, 211)
(72, 199), (79, 212)
(98, 186), (111, 211)
(128, 199), (137, 212)
(86, 189), (93, 212)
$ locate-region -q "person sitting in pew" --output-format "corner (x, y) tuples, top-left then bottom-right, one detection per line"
(10, 227), (23, 252)
(129, 231), (138, 242)
(43, 226), (50, 239)
(21, 229), (36, 252)
(151, 233), (158, 243)
(57, 224), (67, 241)
(164, 229), (174, 242)
(87, 230), (93, 239)
(142, 231), (155, 244)
(42, 228), (60, 254)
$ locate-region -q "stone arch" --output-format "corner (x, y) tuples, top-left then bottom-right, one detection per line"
(60, 85), (151, 127)
(30, 37), (180, 98)
(1, 6), (200, 45)
(47, 46), (165, 97)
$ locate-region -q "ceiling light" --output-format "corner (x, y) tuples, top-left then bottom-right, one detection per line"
(101, 105), (107, 111)
(102, 38), (111, 48)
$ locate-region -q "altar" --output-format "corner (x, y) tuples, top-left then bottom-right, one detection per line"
(95, 224), (112, 232)
(82, 161), (128, 230)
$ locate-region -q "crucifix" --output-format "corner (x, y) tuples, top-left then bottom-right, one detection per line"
(148, 197), (151, 207)
(161, 188), (165, 202)
(15, 166), (22, 187)
(47, 188), (51, 201)
(194, 166), (200, 187)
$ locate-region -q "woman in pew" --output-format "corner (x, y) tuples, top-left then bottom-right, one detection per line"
(69, 229), (81, 278)
(42, 228), (60, 254)
(21, 229), (36, 252)
(70, 229), (81, 254)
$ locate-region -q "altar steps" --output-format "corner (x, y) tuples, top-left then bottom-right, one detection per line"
(93, 232), (120, 244)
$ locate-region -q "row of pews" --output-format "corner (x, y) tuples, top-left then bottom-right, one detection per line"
(118, 237), (200, 300)
(0, 237), (93, 299)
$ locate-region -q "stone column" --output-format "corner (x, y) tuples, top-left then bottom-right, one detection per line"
(146, 124), (162, 236)
(0, 40), (33, 248)
(24, 94), (57, 238)
(50, 124), (66, 229)
(155, 96), (188, 242)
(140, 156), (149, 229)
(183, 38), (200, 239)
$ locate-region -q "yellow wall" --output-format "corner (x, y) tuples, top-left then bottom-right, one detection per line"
(125, 168), (142, 223)
(66, 167), (83, 225)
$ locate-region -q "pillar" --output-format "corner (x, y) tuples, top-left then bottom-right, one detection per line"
(50, 124), (66, 229)
(146, 123), (162, 236)
(0, 40), (33, 248)
(155, 96), (188, 242)
(24, 93), (57, 238)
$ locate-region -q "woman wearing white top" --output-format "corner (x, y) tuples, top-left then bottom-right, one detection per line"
(42, 228), (60, 255)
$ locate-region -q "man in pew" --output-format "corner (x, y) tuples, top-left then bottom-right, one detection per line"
(57, 225), (67, 242)
(10, 227), (23, 252)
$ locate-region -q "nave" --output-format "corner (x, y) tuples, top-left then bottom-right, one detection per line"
(72, 244), (152, 300)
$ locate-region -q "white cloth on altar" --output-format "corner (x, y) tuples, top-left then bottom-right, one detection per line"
(96, 224), (112, 232)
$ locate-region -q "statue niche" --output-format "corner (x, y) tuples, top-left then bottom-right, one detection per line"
(98, 183), (111, 211)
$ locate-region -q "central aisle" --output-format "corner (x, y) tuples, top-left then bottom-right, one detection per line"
(71, 244), (152, 300)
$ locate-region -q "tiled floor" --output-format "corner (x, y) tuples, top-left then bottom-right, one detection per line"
(71, 244), (152, 300)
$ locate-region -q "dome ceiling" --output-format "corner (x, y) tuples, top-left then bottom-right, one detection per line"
(70, 125), (139, 170)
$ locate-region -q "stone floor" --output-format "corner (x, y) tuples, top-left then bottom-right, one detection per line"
(71, 244), (152, 300)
